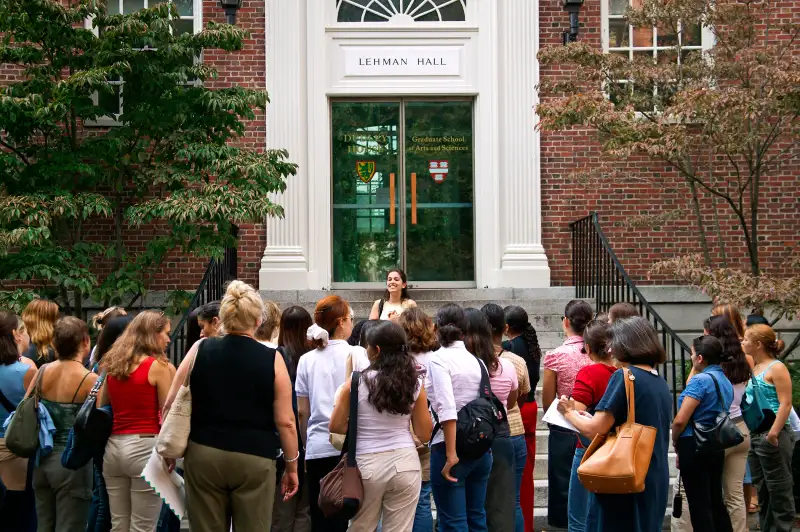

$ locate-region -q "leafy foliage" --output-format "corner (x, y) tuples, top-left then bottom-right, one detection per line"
(537, 0), (800, 277)
(0, 0), (296, 315)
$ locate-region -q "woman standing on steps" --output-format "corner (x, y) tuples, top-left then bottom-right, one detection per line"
(369, 269), (417, 321)
(501, 305), (542, 532)
(742, 324), (795, 532)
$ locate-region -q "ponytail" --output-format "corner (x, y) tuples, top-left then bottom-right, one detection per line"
(523, 323), (542, 363)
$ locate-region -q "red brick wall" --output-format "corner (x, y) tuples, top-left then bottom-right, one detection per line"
(538, 0), (800, 286)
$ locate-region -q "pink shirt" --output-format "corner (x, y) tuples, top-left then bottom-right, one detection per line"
(489, 357), (519, 405)
(543, 336), (590, 398)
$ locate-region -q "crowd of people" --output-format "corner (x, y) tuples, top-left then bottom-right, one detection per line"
(0, 268), (795, 532)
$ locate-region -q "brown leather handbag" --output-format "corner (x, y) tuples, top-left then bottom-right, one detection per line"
(577, 367), (657, 494)
(318, 371), (364, 520)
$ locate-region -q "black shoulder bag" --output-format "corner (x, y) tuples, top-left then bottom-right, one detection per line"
(692, 373), (745, 453)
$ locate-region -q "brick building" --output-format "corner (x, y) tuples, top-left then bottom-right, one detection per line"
(5, 0), (799, 295)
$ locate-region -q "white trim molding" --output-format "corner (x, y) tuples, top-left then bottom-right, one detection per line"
(260, 0), (550, 290)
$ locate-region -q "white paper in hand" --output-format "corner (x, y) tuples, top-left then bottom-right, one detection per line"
(141, 448), (186, 521)
(541, 399), (583, 432)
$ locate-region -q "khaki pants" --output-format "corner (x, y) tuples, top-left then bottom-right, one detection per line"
(0, 437), (28, 490)
(33, 449), (92, 532)
(723, 420), (751, 532)
(185, 441), (277, 532)
(350, 447), (421, 532)
(103, 434), (163, 532)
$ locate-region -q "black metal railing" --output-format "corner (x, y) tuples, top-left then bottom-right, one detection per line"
(570, 213), (691, 412)
(167, 226), (239, 365)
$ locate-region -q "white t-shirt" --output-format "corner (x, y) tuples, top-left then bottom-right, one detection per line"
(295, 340), (370, 459)
(426, 341), (483, 446)
(354, 371), (422, 456)
(729, 381), (745, 419)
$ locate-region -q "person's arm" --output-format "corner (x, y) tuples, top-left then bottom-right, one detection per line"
(558, 397), (616, 441)
(542, 368), (557, 412)
(329, 379), (351, 435)
(768, 363), (793, 447)
(368, 300), (380, 320)
(77, 373), (100, 402)
(273, 354), (299, 501)
(149, 360), (177, 412)
(411, 387), (432, 442)
(517, 360), (531, 407)
(507, 388), (519, 411)
(441, 420), (458, 482)
(671, 396), (701, 449)
(162, 342), (200, 416)
(297, 398), (310, 446)
(22, 366), (37, 390)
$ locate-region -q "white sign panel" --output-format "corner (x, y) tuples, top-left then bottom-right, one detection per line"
(344, 47), (461, 77)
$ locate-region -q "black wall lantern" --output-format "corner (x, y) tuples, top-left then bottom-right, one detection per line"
(219, 0), (243, 25)
(562, 0), (585, 44)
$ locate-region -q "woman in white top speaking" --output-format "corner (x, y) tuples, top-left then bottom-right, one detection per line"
(427, 304), (493, 532)
(330, 321), (432, 532)
(369, 268), (417, 321)
(295, 295), (369, 532)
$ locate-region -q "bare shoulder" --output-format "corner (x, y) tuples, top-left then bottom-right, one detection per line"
(405, 299), (417, 308)
(20, 356), (37, 369)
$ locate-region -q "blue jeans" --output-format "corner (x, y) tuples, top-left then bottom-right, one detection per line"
(430, 443), (492, 532)
(86, 464), (110, 532)
(413, 480), (433, 532)
(511, 435), (527, 532)
(568, 446), (588, 532)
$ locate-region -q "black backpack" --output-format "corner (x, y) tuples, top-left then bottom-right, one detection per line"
(432, 359), (509, 461)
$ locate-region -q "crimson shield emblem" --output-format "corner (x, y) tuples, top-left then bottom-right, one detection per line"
(429, 160), (449, 183)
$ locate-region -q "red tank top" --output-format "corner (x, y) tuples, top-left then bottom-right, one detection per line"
(107, 356), (160, 435)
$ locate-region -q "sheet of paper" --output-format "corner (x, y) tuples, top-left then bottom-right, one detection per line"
(141, 448), (187, 521)
(541, 399), (581, 432)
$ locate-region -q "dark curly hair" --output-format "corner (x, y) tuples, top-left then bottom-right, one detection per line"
(504, 305), (542, 363)
(436, 304), (466, 347)
(363, 321), (419, 416)
(708, 315), (750, 384)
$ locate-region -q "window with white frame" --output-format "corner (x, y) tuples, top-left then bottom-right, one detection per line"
(603, 0), (712, 112)
(93, 0), (201, 121)
(336, 0), (466, 23)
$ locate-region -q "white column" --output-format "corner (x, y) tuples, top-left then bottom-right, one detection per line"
(260, 0), (310, 290)
(497, 0), (550, 287)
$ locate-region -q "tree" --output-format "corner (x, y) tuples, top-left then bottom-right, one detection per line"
(0, 0), (296, 315)
(536, 0), (799, 349)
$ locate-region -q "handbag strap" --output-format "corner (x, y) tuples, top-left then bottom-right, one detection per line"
(623, 367), (636, 426)
(346, 371), (361, 467)
(87, 370), (107, 399)
(184, 339), (204, 387)
(706, 373), (726, 411)
(31, 363), (47, 407)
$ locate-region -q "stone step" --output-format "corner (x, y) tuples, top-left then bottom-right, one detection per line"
(532, 507), (673, 531)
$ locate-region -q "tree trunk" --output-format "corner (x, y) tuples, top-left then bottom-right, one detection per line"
(688, 180), (713, 268)
(779, 333), (799, 361)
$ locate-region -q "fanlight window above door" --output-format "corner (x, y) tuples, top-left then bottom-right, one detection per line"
(336, 0), (467, 23)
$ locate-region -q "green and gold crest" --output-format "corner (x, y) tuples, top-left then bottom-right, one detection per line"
(356, 161), (376, 183)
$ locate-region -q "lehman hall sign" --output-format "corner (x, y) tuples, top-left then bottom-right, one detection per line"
(344, 47), (461, 77)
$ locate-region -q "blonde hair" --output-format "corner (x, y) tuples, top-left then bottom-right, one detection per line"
(712, 304), (745, 340)
(220, 281), (263, 334)
(21, 299), (59, 360)
(91, 306), (127, 332)
(255, 300), (281, 342)
(102, 310), (170, 378)
(746, 324), (786, 358)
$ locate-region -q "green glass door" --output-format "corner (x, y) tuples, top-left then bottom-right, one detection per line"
(331, 99), (475, 285)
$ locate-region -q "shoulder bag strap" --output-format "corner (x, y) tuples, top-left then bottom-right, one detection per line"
(70, 371), (92, 403)
(623, 367), (636, 426)
(0, 387), (15, 413)
(88, 370), (107, 399)
(707, 373), (726, 410)
(378, 299), (385, 318)
(185, 340), (204, 387)
(346, 371), (361, 467)
(478, 358), (493, 399)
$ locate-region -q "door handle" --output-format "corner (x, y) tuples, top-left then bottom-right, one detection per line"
(411, 172), (417, 225)
(390, 172), (396, 225)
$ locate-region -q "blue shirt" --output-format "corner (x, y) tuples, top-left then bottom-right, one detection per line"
(0, 361), (29, 437)
(678, 365), (733, 438)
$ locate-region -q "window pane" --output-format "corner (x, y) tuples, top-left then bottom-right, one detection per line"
(173, 18), (194, 36)
(657, 23), (679, 47)
(173, 0), (193, 16)
(632, 26), (652, 47)
(99, 85), (121, 115)
(609, 19), (629, 48)
(336, 0), (466, 23)
(123, 0), (145, 14)
(610, 0), (628, 16)
(106, 0), (120, 15)
(682, 23), (702, 46)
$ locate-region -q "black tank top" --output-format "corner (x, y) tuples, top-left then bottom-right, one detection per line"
(190, 335), (279, 459)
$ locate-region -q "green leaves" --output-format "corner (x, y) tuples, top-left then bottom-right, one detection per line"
(0, 0), (295, 314)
